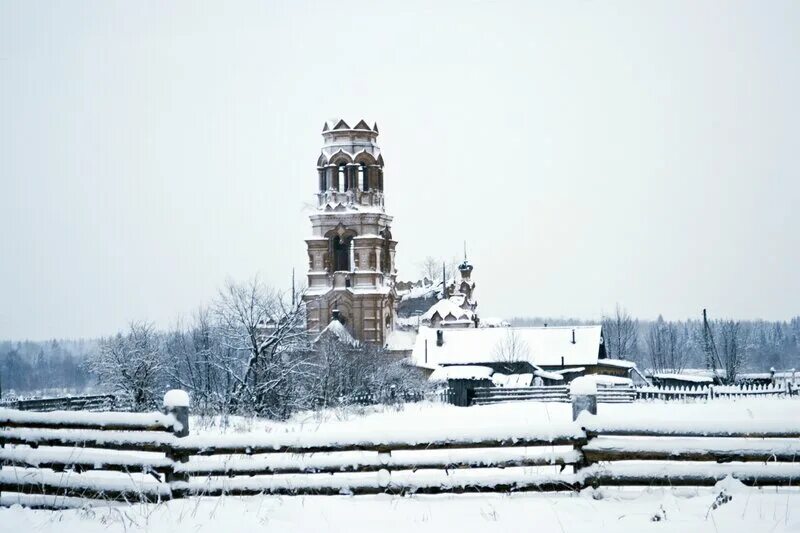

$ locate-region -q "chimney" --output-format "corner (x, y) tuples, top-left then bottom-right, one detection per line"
(436, 329), (444, 347)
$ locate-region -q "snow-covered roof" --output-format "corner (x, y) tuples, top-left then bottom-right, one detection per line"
(313, 320), (359, 347)
(579, 374), (633, 386)
(553, 367), (585, 375)
(447, 293), (467, 307)
(492, 373), (534, 387)
(385, 329), (418, 352)
(596, 358), (637, 369)
(420, 299), (474, 322)
(534, 369), (564, 381)
(429, 365), (493, 382)
(652, 373), (714, 384)
(398, 285), (437, 301)
(410, 326), (604, 368)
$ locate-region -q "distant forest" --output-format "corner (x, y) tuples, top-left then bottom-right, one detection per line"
(2, 312), (799, 397)
(0, 339), (96, 396)
(511, 312), (800, 374)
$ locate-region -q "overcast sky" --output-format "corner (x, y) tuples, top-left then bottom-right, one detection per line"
(1, 1), (799, 340)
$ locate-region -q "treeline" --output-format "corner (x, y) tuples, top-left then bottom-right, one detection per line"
(1, 279), (426, 417)
(0, 339), (95, 396)
(512, 309), (800, 378)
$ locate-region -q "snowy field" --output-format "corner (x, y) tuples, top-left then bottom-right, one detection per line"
(186, 396), (799, 437)
(2, 398), (800, 532)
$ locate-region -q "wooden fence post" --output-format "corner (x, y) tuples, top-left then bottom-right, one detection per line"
(570, 379), (597, 488)
(163, 390), (190, 500)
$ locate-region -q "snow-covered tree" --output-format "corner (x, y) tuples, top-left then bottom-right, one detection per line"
(718, 320), (745, 383)
(212, 277), (306, 416)
(88, 322), (164, 410)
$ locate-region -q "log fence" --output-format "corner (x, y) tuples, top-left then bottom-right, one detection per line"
(473, 382), (796, 405)
(2, 389), (799, 508)
(0, 394), (119, 412)
(472, 385), (637, 405)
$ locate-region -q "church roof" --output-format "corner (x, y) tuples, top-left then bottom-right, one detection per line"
(410, 325), (605, 368)
(421, 298), (475, 322)
(313, 319), (359, 347)
(323, 118), (379, 133)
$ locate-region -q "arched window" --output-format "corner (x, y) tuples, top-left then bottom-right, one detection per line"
(338, 164), (347, 192)
(360, 164), (369, 191)
(331, 235), (351, 271)
(361, 163), (371, 191)
(318, 170), (325, 192)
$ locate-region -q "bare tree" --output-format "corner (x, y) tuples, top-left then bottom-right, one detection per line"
(646, 316), (686, 373)
(87, 322), (164, 411)
(493, 329), (530, 372)
(162, 308), (227, 413)
(601, 304), (639, 359)
(212, 277), (306, 415)
(419, 256), (439, 282)
(418, 256), (461, 287)
(718, 320), (744, 384)
(307, 335), (428, 408)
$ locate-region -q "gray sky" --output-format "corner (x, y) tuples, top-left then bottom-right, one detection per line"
(1, 1), (799, 340)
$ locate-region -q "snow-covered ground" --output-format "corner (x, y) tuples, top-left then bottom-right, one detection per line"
(3, 480), (799, 532)
(189, 396), (798, 438)
(2, 398), (799, 532)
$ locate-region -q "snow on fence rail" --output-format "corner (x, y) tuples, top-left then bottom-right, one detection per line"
(2, 390), (800, 509)
(0, 394), (119, 412)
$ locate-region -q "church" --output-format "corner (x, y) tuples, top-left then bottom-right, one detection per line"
(300, 119), (637, 386)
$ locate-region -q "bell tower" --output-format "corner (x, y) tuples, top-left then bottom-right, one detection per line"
(303, 119), (398, 344)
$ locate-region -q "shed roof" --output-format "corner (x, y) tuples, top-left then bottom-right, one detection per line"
(429, 365), (493, 382)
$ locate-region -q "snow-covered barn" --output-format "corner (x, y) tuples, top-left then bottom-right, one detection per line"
(409, 325), (637, 381)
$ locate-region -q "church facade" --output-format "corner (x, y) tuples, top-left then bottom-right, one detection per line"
(303, 119), (398, 344)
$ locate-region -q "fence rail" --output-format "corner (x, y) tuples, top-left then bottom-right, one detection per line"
(2, 390), (799, 508)
(472, 382), (796, 405)
(472, 385), (637, 405)
(0, 394), (118, 412)
(637, 382), (794, 401)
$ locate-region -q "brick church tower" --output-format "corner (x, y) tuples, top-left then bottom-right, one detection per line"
(303, 119), (397, 344)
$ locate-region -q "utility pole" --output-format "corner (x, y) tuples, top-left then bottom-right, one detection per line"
(291, 268), (296, 307)
(442, 261), (447, 300)
(702, 308), (725, 383)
